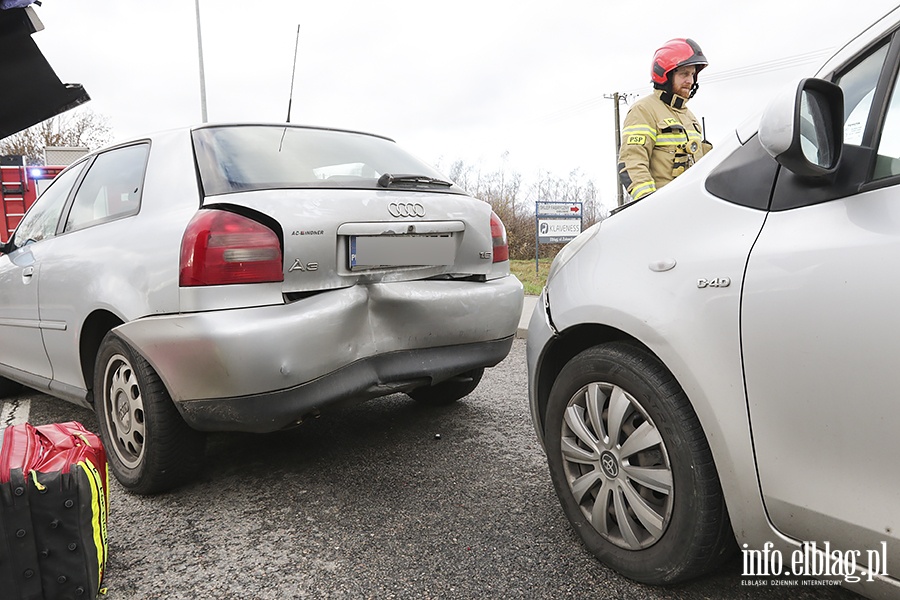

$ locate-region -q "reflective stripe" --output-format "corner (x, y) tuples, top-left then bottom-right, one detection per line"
(623, 124), (655, 134)
(622, 125), (657, 141)
(631, 181), (656, 200)
(656, 131), (703, 146)
(625, 129), (703, 147)
(30, 470), (45, 491)
(79, 460), (109, 591)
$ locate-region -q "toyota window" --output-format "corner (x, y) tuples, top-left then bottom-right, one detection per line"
(835, 40), (889, 146)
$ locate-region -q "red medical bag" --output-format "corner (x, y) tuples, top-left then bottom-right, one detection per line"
(0, 421), (109, 600)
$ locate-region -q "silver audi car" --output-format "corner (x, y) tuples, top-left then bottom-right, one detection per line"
(0, 124), (523, 494)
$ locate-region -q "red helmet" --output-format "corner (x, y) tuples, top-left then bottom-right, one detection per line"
(651, 38), (708, 86)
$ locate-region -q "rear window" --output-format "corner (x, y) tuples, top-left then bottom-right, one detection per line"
(192, 125), (456, 196)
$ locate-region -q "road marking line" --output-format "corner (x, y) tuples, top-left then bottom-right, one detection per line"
(1, 399), (31, 426)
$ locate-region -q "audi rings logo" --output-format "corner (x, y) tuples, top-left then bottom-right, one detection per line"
(388, 202), (425, 218)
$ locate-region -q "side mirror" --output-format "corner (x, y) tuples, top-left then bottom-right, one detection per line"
(759, 78), (844, 178)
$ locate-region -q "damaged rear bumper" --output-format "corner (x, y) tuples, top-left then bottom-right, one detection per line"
(114, 276), (523, 432)
(176, 337), (512, 432)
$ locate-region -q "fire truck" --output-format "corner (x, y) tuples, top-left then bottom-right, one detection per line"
(0, 155), (64, 243)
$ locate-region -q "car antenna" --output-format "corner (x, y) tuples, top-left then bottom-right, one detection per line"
(286, 25), (300, 123)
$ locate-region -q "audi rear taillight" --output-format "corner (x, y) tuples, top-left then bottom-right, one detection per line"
(490, 211), (509, 263)
(180, 210), (283, 286)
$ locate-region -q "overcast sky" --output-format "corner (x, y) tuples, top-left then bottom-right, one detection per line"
(31, 0), (900, 210)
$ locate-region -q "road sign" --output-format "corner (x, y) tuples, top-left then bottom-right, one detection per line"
(537, 218), (581, 243)
(536, 202), (582, 217)
(535, 201), (582, 245)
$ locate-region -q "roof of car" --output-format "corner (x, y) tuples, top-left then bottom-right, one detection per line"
(816, 6), (900, 79)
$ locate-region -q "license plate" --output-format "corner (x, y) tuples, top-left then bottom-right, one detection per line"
(350, 234), (455, 269)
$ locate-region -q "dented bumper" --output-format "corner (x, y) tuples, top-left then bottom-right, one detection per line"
(114, 276), (523, 432)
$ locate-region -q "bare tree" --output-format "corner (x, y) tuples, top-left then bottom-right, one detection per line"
(0, 109), (112, 165)
(436, 155), (609, 260)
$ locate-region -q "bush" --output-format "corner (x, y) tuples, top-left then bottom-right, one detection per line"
(498, 208), (566, 261)
(440, 158), (606, 262)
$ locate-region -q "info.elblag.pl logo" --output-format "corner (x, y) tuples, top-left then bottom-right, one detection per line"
(741, 541), (890, 586)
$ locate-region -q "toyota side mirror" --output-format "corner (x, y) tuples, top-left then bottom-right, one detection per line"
(759, 78), (844, 179)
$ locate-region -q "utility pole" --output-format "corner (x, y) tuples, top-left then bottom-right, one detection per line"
(195, 0), (208, 123)
(605, 92), (632, 207)
(611, 92), (623, 207)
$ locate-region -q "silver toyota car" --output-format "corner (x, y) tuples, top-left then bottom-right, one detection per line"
(0, 124), (523, 494)
(527, 9), (899, 600)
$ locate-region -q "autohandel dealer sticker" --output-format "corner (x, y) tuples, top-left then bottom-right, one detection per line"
(741, 541), (890, 587)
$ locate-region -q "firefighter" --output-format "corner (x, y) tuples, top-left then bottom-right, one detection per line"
(618, 38), (712, 202)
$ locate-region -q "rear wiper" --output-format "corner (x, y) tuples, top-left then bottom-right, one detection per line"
(377, 173), (453, 188)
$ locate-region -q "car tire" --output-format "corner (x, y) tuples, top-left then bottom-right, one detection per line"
(407, 368), (484, 406)
(544, 342), (734, 585)
(0, 376), (22, 398)
(93, 332), (205, 495)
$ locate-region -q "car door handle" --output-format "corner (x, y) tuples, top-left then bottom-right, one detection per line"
(21, 266), (34, 282)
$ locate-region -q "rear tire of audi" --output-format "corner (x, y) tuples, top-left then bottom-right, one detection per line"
(93, 332), (206, 495)
(544, 342), (735, 584)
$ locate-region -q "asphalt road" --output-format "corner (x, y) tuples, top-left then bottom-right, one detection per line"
(7, 339), (857, 600)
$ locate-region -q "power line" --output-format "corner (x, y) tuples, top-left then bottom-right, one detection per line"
(623, 48), (835, 98)
(538, 48), (835, 124)
(700, 48), (834, 86)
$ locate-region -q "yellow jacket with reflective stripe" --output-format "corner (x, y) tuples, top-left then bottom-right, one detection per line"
(617, 90), (710, 201)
